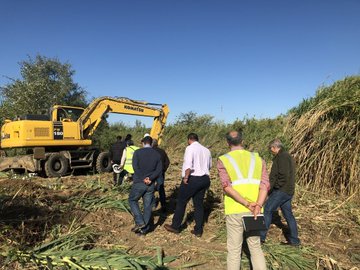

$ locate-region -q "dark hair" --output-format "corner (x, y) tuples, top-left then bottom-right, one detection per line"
(187, 133), (199, 141)
(142, 136), (153, 145)
(125, 134), (132, 141)
(226, 130), (243, 146)
(127, 140), (134, 146)
(116, 136), (122, 141)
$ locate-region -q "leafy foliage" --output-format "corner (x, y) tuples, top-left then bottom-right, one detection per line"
(235, 116), (287, 160)
(0, 55), (87, 125)
(163, 114), (285, 163)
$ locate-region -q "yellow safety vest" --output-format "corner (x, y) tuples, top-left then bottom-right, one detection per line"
(123, 146), (140, 174)
(219, 149), (263, 215)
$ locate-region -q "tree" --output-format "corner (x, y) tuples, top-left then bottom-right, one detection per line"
(0, 55), (87, 124)
(175, 111), (214, 127)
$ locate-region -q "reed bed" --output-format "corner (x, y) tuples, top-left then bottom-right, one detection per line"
(286, 76), (360, 197)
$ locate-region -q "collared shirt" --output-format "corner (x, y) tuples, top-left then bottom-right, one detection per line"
(217, 145), (270, 192)
(182, 141), (212, 177)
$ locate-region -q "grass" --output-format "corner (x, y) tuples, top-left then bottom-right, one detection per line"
(286, 76), (360, 198)
(10, 223), (177, 270)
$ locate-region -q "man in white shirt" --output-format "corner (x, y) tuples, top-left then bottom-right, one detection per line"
(164, 133), (212, 237)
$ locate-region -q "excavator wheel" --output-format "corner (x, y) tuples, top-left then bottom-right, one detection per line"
(96, 152), (112, 173)
(45, 153), (69, 177)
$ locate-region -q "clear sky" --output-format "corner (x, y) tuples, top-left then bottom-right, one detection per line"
(0, 0), (359, 126)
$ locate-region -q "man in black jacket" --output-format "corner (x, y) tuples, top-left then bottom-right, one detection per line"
(260, 139), (301, 246)
(109, 136), (126, 185)
(152, 139), (170, 212)
(128, 136), (162, 235)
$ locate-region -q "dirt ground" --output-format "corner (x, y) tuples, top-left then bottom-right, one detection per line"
(0, 168), (359, 269)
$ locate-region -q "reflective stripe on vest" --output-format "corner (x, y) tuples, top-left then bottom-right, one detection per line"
(123, 146), (139, 174)
(219, 150), (262, 215)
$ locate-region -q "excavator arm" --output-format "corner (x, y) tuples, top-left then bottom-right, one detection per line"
(78, 96), (169, 143)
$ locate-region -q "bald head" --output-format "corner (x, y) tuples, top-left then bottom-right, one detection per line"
(226, 130), (243, 146)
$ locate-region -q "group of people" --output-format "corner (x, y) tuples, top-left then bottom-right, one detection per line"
(110, 133), (170, 234)
(110, 131), (301, 270)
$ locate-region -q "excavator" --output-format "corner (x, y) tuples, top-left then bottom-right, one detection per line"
(0, 96), (169, 177)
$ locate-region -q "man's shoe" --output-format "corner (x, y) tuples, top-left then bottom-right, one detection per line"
(131, 224), (145, 233)
(164, 224), (180, 234)
(136, 229), (147, 236)
(190, 229), (202, 238)
(280, 241), (300, 247)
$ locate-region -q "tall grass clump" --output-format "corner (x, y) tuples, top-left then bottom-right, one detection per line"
(286, 76), (360, 197)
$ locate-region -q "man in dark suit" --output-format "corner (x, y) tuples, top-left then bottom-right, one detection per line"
(128, 136), (162, 235)
(152, 138), (170, 212)
(109, 136), (126, 185)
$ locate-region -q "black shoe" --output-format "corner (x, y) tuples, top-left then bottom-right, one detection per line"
(280, 241), (300, 247)
(131, 224), (145, 233)
(164, 224), (180, 234)
(260, 240), (266, 244)
(190, 229), (202, 238)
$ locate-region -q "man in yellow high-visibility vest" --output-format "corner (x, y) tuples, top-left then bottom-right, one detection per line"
(119, 140), (140, 184)
(217, 130), (269, 270)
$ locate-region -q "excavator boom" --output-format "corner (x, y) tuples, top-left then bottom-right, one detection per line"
(79, 96), (169, 143)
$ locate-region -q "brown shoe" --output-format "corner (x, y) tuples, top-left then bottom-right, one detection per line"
(164, 224), (180, 234)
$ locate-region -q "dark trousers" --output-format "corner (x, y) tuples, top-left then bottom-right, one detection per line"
(155, 174), (166, 208)
(112, 162), (120, 185)
(118, 170), (128, 185)
(113, 170), (127, 185)
(171, 175), (210, 234)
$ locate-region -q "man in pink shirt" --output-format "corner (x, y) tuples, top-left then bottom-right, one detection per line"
(164, 133), (212, 237)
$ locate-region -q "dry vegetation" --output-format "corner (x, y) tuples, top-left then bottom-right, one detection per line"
(286, 76), (360, 197)
(0, 76), (359, 269)
(0, 162), (359, 269)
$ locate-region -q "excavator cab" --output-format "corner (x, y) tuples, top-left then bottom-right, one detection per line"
(51, 106), (85, 122)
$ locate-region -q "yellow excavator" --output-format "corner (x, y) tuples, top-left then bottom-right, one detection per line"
(0, 96), (169, 177)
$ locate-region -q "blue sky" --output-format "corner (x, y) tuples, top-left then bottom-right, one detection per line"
(0, 0), (359, 126)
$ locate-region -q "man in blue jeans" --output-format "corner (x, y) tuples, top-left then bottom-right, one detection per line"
(128, 136), (162, 235)
(261, 139), (301, 246)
